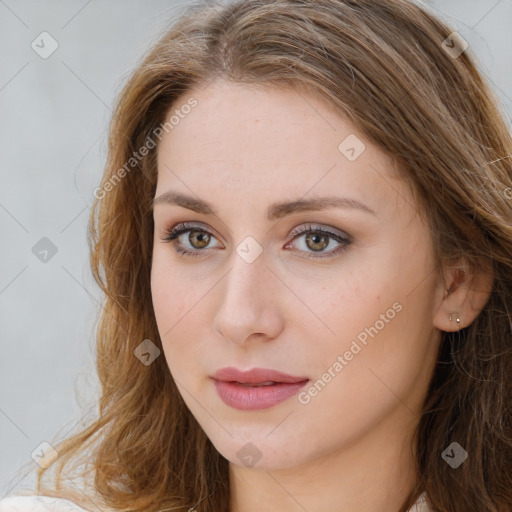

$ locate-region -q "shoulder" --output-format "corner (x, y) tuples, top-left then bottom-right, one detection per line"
(0, 495), (90, 512)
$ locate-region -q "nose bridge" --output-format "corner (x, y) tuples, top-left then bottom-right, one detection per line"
(222, 246), (270, 316)
(213, 245), (283, 344)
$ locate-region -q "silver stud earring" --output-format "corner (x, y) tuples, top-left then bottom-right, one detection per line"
(449, 312), (461, 329)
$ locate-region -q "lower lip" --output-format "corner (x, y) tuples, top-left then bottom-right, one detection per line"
(212, 379), (309, 410)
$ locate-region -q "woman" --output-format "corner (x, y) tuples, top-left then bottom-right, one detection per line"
(1, 0), (511, 511)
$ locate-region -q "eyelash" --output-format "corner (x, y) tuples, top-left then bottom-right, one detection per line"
(159, 222), (352, 260)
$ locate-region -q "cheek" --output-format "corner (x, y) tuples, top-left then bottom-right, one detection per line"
(151, 246), (197, 327)
(312, 262), (435, 411)
(302, 259), (413, 375)
(150, 255), (209, 373)
(305, 267), (384, 345)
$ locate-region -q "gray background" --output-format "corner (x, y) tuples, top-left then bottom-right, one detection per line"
(1, 0), (511, 497)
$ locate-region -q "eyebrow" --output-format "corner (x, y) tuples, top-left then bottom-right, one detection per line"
(152, 191), (376, 220)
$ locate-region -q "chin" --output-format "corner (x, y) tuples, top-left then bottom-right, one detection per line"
(204, 425), (317, 471)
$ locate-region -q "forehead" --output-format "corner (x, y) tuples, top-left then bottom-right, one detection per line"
(155, 79), (409, 222)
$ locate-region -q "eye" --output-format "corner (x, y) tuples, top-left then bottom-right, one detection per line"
(160, 222), (221, 257)
(285, 223), (352, 259)
(159, 222), (352, 259)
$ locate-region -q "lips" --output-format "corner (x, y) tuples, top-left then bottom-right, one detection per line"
(211, 367), (310, 410)
(211, 366), (309, 385)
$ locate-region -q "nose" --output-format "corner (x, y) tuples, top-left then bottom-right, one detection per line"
(212, 248), (284, 346)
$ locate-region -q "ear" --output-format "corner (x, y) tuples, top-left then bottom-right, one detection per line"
(433, 259), (494, 332)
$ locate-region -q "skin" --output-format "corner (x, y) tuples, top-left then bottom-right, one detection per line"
(150, 79), (492, 512)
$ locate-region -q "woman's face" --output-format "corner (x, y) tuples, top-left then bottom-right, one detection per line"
(151, 79), (443, 470)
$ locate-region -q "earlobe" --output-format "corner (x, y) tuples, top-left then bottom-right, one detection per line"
(433, 261), (494, 332)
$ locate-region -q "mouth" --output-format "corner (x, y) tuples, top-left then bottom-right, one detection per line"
(210, 367), (310, 410)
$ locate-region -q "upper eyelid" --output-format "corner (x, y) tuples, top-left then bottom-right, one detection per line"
(289, 223), (351, 241)
(173, 221), (223, 242)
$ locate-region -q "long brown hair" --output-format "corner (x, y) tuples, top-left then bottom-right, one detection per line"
(13, 1), (512, 510)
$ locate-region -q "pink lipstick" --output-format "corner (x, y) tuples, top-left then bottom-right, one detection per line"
(211, 367), (309, 410)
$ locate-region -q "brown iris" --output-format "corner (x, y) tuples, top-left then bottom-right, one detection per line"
(189, 230), (211, 249)
(305, 232), (329, 252)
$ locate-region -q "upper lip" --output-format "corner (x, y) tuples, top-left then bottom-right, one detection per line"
(212, 367), (309, 384)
